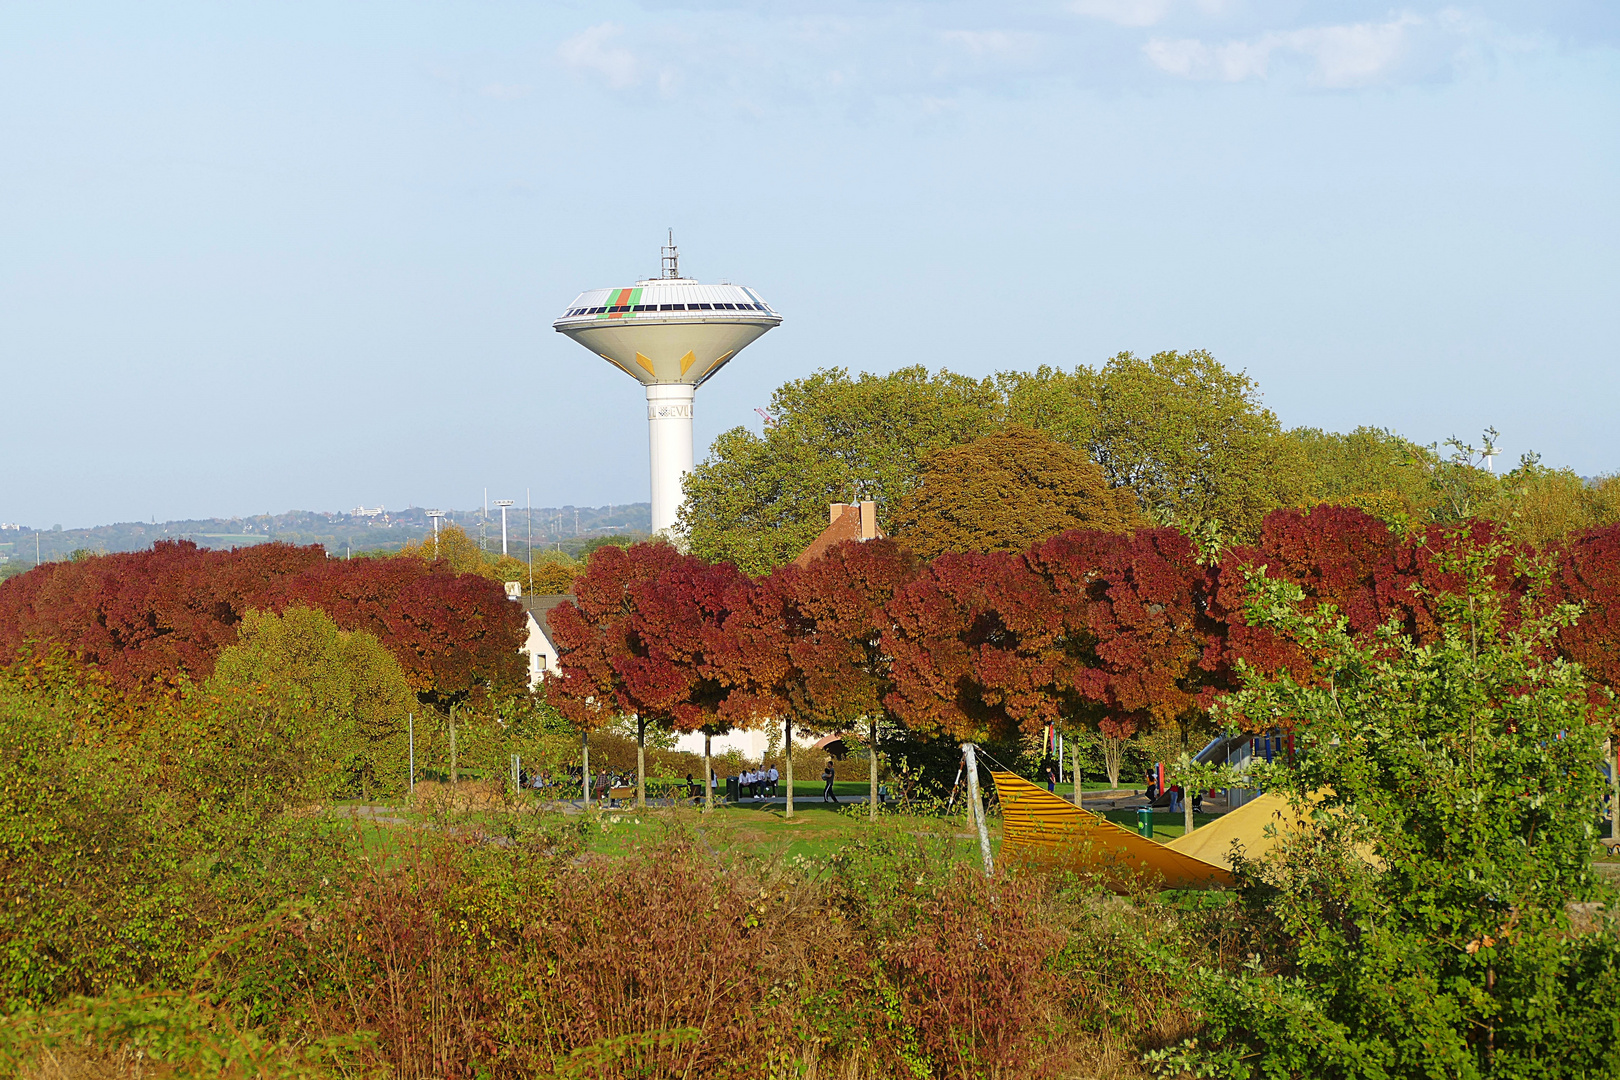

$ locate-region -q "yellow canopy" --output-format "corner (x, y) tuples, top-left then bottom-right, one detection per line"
(990, 771), (1234, 890)
(990, 772), (1321, 891)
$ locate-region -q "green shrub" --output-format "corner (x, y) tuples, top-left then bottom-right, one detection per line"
(1165, 534), (1620, 1079)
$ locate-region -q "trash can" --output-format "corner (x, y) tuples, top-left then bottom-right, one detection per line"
(1136, 807), (1154, 839)
(725, 776), (739, 803)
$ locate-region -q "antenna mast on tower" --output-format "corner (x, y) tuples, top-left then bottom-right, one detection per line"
(661, 229), (680, 279)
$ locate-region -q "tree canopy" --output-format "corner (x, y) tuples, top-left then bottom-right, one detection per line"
(681, 354), (1619, 575)
(679, 366), (998, 574)
(892, 426), (1142, 561)
(0, 539), (527, 711)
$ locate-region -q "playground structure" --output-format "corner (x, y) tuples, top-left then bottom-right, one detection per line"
(990, 771), (1310, 891)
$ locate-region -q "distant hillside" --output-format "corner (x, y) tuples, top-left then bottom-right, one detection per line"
(0, 503), (650, 575)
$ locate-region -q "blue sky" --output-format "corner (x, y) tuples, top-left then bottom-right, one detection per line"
(1, 1), (1616, 528)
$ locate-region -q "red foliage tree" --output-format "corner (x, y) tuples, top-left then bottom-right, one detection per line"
(548, 542), (763, 805)
(1211, 507), (1528, 699)
(773, 539), (920, 813)
(0, 540), (325, 693)
(278, 558), (527, 711)
(1549, 522), (1620, 698)
(884, 549), (1067, 744)
(0, 541), (527, 710)
(1029, 527), (1225, 742)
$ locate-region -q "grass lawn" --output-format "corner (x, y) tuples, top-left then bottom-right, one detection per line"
(586, 800), (993, 864)
(326, 782), (1243, 871)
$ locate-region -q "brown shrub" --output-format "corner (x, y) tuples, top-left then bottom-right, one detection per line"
(217, 827), (1169, 1080)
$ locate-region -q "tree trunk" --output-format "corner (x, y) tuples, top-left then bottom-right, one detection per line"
(785, 716), (795, 820)
(636, 715), (647, 810)
(1072, 742), (1082, 807)
(869, 717), (880, 820)
(1611, 737), (1618, 843)
(1183, 787), (1194, 836)
(703, 733), (713, 814)
(582, 731), (591, 809)
(449, 708), (458, 786)
(962, 742), (994, 877)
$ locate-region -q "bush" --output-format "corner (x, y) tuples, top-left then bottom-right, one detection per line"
(1167, 535), (1620, 1079)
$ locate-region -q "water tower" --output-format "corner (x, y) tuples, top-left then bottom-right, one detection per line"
(553, 236), (782, 535)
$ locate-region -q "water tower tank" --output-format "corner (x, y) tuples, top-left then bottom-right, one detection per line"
(553, 238), (782, 534)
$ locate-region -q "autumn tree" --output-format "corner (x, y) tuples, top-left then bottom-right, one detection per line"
(528, 553), (580, 596)
(0, 540), (326, 694)
(1029, 528), (1226, 748)
(616, 554), (758, 808)
(781, 538), (920, 817)
(884, 527), (1228, 798)
(1211, 506), (1528, 688)
(277, 557), (528, 715)
(396, 523), (528, 585)
(547, 542), (693, 806)
(0, 539), (528, 737)
(891, 426), (1142, 561)
(1483, 458), (1620, 548)
(679, 366), (1001, 573)
(884, 549), (1072, 744)
(1278, 425), (1440, 522)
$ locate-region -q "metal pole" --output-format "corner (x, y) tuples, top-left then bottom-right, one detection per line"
(962, 742), (994, 876)
(784, 716), (794, 820)
(582, 731), (591, 809)
(869, 716), (879, 820)
(1073, 740), (1082, 808)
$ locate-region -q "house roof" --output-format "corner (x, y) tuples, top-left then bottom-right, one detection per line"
(519, 594), (575, 639)
(792, 503), (885, 568)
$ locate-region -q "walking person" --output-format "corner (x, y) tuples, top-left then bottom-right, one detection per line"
(767, 764), (779, 798)
(821, 760), (839, 804)
(1043, 757), (1058, 793)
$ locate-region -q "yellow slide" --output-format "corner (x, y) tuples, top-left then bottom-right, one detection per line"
(990, 771), (1308, 891)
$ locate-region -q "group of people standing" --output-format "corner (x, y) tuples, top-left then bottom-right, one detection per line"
(738, 766), (779, 800)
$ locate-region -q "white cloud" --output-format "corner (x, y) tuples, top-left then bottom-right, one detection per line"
(1070, 0), (1173, 29)
(479, 83), (531, 100)
(558, 23), (640, 90)
(940, 29), (1043, 60)
(1145, 13), (1425, 87)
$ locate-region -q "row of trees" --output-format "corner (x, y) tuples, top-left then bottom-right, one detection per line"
(680, 354), (1620, 572)
(549, 505), (1620, 810)
(0, 538), (528, 711)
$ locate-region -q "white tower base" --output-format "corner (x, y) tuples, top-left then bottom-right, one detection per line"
(646, 383), (695, 535)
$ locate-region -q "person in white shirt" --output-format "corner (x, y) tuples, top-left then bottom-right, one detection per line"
(767, 765), (780, 798)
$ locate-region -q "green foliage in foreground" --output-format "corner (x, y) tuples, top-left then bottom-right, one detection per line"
(209, 605), (415, 800)
(0, 651), (352, 1005)
(1155, 536), (1620, 1079)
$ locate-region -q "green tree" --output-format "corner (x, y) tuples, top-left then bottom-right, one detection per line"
(208, 606), (414, 799)
(1482, 455), (1620, 548)
(529, 551), (580, 595)
(1165, 536), (1620, 1079)
(1082, 350), (1291, 538)
(1279, 425), (1440, 523)
(890, 426), (1141, 561)
(679, 366), (1000, 573)
(397, 523), (528, 583)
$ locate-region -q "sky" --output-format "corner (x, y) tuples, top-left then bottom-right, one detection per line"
(1, 1), (1616, 529)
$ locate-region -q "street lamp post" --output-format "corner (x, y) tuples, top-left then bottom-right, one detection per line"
(495, 499), (515, 556)
(426, 509), (446, 557)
